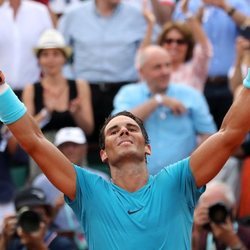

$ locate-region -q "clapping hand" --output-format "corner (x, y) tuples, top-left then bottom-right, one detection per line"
(180, 0), (189, 14)
(163, 96), (187, 115)
(142, 0), (156, 25)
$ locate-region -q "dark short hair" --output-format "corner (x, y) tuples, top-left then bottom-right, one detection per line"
(99, 111), (149, 150)
(157, 21), (195, 62)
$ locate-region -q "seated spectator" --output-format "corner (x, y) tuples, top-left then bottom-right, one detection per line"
(112, 45), (216, 174)
(22, 29), (94, 136)
(22, 29), (94, 182)
(192, 181), (250, 250)
(0, 187), (77, 250)
(32, 127), (109, 249)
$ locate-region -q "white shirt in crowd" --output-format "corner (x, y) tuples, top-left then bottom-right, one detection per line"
(0, 0), (52, 90)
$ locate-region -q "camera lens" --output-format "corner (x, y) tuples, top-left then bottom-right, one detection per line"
(18, 209), (41, 233)
(208, 202), (229, 224)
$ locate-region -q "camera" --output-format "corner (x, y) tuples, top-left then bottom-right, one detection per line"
(208, 202), (230, 224)
(17, 207), (42, 233)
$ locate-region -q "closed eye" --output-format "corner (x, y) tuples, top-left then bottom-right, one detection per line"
(110, 130), (118, 135)
(128, 128), (136, 132)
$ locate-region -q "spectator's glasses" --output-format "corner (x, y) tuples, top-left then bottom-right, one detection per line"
(163, 38), (187, 45)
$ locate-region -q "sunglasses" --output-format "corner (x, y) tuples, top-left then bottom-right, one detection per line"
(163, 38), (187, 45)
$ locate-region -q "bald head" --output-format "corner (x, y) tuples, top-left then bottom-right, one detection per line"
(135, 45), (170, 70)
(199, 181), (236, 207)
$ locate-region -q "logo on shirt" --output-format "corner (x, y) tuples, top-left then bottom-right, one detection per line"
(127, 207), (142, 215)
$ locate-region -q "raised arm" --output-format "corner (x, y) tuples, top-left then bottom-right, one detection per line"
(229, 37), (250, 95)
(150, 0), (174, 26)
(139, 1), (156, 50)
(202, 0), (250, 27)
(181, 0), (209, 52)
(0, 72), (76, 200)
(190, 69), (250, 187)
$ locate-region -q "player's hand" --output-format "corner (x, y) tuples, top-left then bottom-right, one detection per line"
(180, 0), (189, 14)
(0, 71), (5, 85)
(236, 36), (250, 60)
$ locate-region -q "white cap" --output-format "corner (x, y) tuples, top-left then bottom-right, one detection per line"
(54, 127), (87, 147)
(34, 29), (72, 58)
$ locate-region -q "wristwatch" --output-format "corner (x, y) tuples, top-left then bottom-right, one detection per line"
(154, 94), (163, 105)
(183, 12), (194, 21)
(227, 7), (236, 16)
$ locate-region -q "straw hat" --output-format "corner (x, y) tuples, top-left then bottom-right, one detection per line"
(34, 29), (72, 58)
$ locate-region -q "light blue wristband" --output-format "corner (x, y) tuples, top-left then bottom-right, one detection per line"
(0, 84), (27, 124)
(243, 68), (250, 89)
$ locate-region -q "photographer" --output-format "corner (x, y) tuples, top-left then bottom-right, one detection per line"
(192, 181), (250, 250)
(0, 187), (77, 250)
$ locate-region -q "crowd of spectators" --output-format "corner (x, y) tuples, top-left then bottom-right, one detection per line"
(0, 0), (250, 249)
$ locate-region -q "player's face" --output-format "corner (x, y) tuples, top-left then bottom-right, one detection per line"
(100, 115), (151, 165)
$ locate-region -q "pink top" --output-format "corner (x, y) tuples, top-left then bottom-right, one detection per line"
(169, 42), (213, 92)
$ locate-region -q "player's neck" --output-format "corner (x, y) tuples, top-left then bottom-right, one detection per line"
(110, 163), (149, 192)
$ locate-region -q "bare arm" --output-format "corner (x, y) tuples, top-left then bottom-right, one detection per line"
(130, 94), (186, 120)
(8, 113), (76, 200)
(130, 96), (159, 120)
(202, 0), (249, 27)
(190, 69), (250, 187)
(181, 0), (209, 49)
(229, 37), (250, 95)
(197, 133), (212, 145)
(22, 84), (35, 115)
(150, 0), (174, 26)
(139, 1), (156, 50)
(69, 80), (94, 135)
(0, 72), (76, 200)
(22, 84), (51, 127)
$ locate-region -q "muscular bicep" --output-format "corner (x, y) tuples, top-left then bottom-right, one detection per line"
(190, 130), (241, 188)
